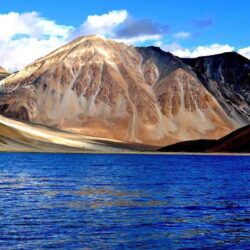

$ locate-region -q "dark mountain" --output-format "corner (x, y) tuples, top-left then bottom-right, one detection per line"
(159, 125), (250, 153)
(181, 52), (250, 124)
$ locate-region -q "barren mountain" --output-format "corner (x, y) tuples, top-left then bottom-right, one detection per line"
(0, 36), (248, 146)
(182, 52), (250, 124)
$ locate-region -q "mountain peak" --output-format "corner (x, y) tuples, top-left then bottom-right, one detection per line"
(212, 51), (250, 62)
(32, 34), (130, 66)
(70, 34), (112, 45)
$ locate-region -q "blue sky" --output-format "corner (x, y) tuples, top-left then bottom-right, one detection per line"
(0, 0), (249, 70)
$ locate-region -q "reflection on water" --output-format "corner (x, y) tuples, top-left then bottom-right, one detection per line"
(0, 153), (249, 249)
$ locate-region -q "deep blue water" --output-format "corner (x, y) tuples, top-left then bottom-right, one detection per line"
(0, 153), (249, 249)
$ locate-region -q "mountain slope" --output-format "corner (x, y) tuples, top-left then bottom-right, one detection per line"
(159, 125), (250, 153)
(0, 115), (151, 152)
(181, 52), (250, 124)
(0, 36), (245, 146)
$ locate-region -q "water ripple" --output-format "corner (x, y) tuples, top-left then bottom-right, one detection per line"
(0, 153), (249, 249)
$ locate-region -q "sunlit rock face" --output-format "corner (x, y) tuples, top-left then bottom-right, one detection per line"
(0, 35), (247, 146)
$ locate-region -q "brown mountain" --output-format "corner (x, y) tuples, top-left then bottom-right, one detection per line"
(159, 125), (250, 153)
(0, 36), (248, 146)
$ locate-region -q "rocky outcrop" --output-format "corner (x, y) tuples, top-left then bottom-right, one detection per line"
(0, 36), (248, 146)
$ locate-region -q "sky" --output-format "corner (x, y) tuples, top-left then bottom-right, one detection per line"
(0, 0), (249, 71)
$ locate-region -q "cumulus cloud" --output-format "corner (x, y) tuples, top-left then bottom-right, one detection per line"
(173, 31), (191, 39)
(0, 10), (248, 72)
(0, 12), (73, 71)
(0, 10), (168, 71)
(156, 41), (250, 59)
(157, 42), (235, 58)
(173, 44), (235, 58)
(72, 11), (168, 44)
(0, 37), (65, 72)
(71, 10), (128, 39)
(0, 12), (73, 41)
(238, 47), (250, 59)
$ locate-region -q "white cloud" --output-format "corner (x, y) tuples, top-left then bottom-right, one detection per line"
(71, 10), (163, 44)
(0, 10), (128, 71)
(158, 42), (235, 58)
(71, 10), (128, 39)
(0, 37), (65, 72)
(156, 41), (250, 59)
(0, 10), (249, 72)
(0, 12), (73, 41)
(238, 47), (250, 59)
(71, 10), (128, 38)
(0, 10), (164, 71)
(0, 12), (73, 71)
(174, 44), (235, 58)
(173, 32), (191, 39)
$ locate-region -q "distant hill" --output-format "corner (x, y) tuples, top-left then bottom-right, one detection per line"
(159, 125), (250, 153)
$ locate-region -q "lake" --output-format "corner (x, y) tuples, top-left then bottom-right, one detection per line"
(0, 153), (249, 249)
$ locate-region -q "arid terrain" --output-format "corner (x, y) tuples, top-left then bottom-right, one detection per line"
(0, 36), (249, 152)
(0, 115), (159, 153)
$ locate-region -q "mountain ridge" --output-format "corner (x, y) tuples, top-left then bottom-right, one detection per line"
(180, 51), (250, 124)
(0, 35), (248, 146)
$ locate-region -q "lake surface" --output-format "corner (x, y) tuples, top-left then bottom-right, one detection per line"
(0, 153), (249, 249)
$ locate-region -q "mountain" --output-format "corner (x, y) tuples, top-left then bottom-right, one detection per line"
(0, 35), (248, 146)
(0, 66), (10, 81)
(159, 125), (250, 153)
(181, 52), (250, 124)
